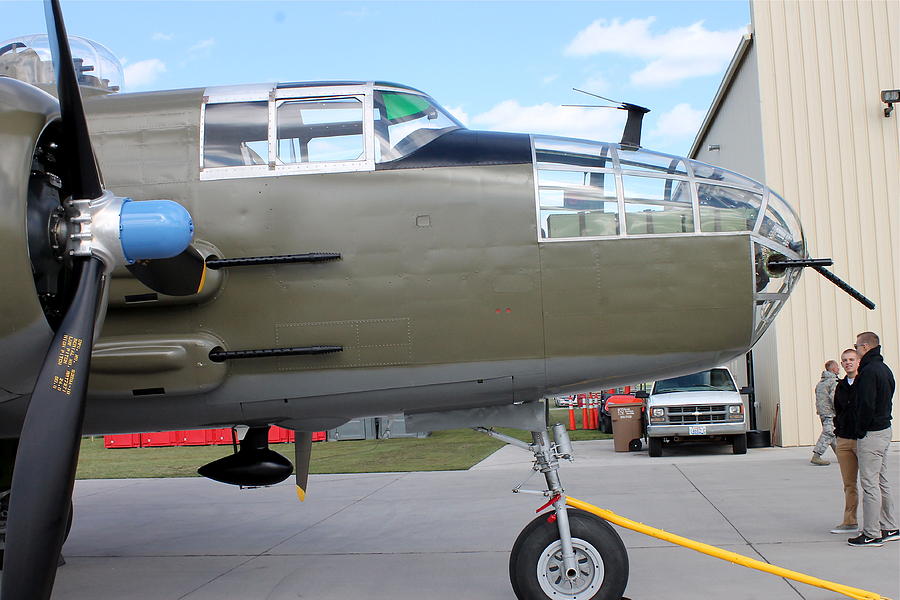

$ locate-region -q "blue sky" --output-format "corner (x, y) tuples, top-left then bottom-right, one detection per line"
(1, 0), (751, 154)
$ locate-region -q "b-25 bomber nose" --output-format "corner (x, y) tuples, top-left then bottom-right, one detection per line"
(532, 136), (808, 385)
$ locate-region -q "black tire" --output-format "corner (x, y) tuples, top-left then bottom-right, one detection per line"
(628, 439), (642, 452)
(732, 433), (747, 455)
(648, 437), (663, 457)
(509, 509), (554, 599)
(509, 508), (628, 600)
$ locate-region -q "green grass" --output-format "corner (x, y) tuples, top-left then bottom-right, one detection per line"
(76, 408), (610, 479)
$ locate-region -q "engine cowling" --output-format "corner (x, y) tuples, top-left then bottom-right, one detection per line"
(0, 77), (66, 402)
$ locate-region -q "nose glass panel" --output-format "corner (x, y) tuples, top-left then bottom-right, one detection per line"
(760, 191), (805, 255)
(533, 136), (806, 259)
(751, 242), (802, 343)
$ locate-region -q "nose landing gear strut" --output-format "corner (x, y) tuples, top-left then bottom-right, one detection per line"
(475, 425), (628, 600)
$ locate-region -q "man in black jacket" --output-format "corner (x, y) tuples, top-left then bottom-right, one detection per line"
(831, 348), (860, 534)
(848, 332), (897, 547)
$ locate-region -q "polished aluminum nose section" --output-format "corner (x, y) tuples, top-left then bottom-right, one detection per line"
(531, 135), (808, 343)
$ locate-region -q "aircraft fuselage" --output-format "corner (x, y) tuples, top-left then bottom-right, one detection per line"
(0, 81), (804, 436)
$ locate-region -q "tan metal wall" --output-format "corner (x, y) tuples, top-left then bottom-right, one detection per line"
(751, 0), (899, 445)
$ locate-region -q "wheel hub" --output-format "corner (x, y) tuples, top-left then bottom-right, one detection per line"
(537, 537), (604, 600)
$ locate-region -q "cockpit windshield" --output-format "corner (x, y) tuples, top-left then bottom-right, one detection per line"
(374, 90), (462, 163)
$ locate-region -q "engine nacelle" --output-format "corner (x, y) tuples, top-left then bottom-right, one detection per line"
(0, 77), (62, 402)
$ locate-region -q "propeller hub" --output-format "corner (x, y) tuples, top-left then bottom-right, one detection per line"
(119, 199), (194, 263)
(62, 191), (194, 269)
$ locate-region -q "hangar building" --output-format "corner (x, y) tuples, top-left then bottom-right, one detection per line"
(692, 0), (898, 446)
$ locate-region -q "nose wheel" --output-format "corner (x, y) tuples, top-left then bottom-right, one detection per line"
(475, 424), (629, 600)
(511, 509), (627, 600)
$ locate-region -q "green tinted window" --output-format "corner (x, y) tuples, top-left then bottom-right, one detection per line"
(382, 92), (431, 121)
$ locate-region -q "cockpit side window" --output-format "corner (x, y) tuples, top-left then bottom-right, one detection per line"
(276, 97), (364, 164)
(203, 101), (268, 168)
(200, 83), (375, 180)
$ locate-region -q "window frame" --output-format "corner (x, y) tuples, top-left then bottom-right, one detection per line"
(199, 83), (375, 181)
(533, 137), (793, 250)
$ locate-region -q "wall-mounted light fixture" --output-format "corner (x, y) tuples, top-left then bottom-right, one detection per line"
(882, 89), (899, 117)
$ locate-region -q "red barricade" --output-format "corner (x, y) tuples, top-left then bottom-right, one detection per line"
(105, 428), (325, 448)
(103, 434), (141, 448)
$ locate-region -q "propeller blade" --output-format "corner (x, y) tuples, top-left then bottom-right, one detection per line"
(294, 432), (313, 501)
(1, 257), (104, 600)
(126, 245), (208, 296)
(44, 0), (102, 200)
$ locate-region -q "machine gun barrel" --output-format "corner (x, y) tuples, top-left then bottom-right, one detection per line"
(766, 257), (874, 310)
(205, 253), (341, 269)
(812, 266), (876, 310)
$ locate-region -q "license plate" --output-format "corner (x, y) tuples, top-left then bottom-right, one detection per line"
(689, 425), (707, 435)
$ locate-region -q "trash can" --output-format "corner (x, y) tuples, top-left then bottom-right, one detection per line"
(610, 402), (644, 452)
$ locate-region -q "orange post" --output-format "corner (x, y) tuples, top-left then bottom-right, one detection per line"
(568, 406), (576, 430)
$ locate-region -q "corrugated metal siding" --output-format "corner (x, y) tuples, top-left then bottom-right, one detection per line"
(752, 0), (899, 445)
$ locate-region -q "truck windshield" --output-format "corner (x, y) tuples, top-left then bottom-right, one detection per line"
(653, 369), (736, 394)
(374, 90), (462, 163)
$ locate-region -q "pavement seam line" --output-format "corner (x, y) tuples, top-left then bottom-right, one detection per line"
(175, 472), (410, 599)
(673, 464), (808, 600)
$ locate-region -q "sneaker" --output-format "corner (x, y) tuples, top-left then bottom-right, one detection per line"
(830, 524), (858, 534)
(881, 529), (900, 542)
(848, 534), (883, 547)
(810, 453), (830, 466)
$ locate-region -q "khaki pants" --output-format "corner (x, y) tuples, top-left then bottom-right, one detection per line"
(835, 437), (859, 526)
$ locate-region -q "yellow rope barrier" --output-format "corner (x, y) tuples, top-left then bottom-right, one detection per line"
(566, 496), (891, 600)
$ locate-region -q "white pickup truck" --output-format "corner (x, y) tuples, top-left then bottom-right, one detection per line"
(640, 367), (750, 457)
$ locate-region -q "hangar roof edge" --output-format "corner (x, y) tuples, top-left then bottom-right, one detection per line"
(689, 32), (754, 159)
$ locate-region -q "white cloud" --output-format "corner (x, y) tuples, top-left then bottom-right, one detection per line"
(565, 17), (746, 86)
(189, 38), (215, 53)
(542, 74), (559, 85)
(123, 58), (166, 90)
(471, 100), (625, 142)
(652, 103), (705, 139)
(579, 73), (609, 95)
(152, 32), (174, 41)
(566, 17), (658, 56)
(444, 105), (470, 127)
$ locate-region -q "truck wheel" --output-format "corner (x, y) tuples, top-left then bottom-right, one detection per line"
(648, 437), (662, 457)
(731, 433), (747, 455)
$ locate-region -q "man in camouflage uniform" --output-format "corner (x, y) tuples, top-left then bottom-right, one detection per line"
(812, 360), (840, 465)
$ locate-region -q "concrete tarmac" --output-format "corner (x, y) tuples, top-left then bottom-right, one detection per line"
(9, 441), (900, 600)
